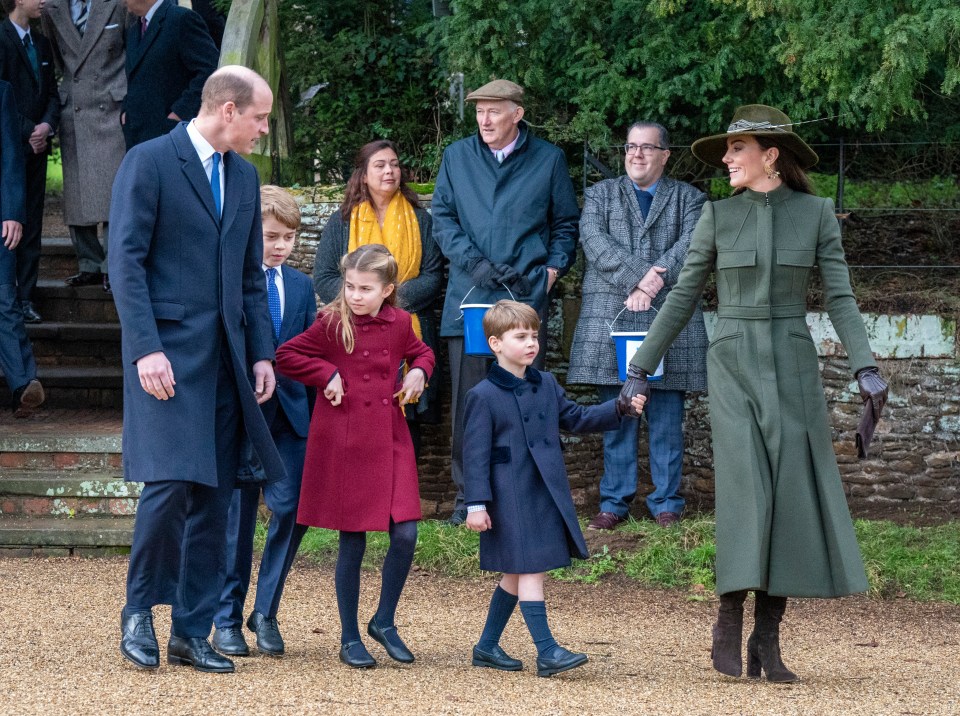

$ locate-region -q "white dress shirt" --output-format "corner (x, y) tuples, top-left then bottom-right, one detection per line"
(186, 119), (224, 216)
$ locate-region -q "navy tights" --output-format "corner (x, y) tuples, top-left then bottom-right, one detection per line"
(335, 519), (418, 644)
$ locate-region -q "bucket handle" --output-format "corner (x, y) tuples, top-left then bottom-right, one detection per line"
(605, 303), (658, 333)
(457, 283), (518, 320)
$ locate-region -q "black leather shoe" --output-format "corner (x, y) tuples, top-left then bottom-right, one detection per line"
(64, 271), (103, 287)
(472, 644), (522, 671)
(367, 617), (415, 663)
(19, 300), (41, 323)
(212, 626), (250, 657)
(102, 274), (112, 294)
(339, 640), (376, 669)
(536, 645), (588, 677)
(167, 636), (235, 673)
(12, 379), (44, 418)
(119, 609), (160, 670)
(246, 611), (284, 656)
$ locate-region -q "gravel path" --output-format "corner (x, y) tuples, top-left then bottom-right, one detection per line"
(1, 557), (958, 716)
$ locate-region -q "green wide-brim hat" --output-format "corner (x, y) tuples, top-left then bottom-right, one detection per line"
(691, 104), (819, 170)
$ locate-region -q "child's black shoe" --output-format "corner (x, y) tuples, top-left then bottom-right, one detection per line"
(472, 644), (523, 671)
(367, 617), (415, 663)
(339, 640), (377, 669)
(535, 645), (588, 677)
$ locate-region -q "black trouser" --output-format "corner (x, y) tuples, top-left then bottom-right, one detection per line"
(16, 151), (46, 302)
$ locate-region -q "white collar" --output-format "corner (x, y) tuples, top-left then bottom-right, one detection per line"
(186, 119), (218, 164)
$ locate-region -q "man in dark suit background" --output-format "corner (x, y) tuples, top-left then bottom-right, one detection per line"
(110, 65), (283, 674)
(0, 0), (60, 324)
(0, 77), (44, 416)
(121, 0), (217, 150)
(212, 185), (316, 660)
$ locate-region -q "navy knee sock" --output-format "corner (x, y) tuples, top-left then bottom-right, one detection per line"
(519, 600), (558, 656)
(374, 519), (418, 628)
(477, 586), (518, 650)
(335, 531), (367, 644)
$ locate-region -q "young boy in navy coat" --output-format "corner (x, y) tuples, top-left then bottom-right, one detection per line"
(464, 301), (645, 676)
(212, 186), (316, 658)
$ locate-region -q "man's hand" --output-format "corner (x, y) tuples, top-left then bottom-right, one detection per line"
(324, 372), (344, 406)
(136, 351), (176, 400)
(252, 360), (275, 404)
(2, 220), (22, 249)
(29, 122), (51, 154)
(625, 286), (652, 312)
(466, 510), (491, 532)
(546, 267), (558, 292)
(638, 266), (666, 298)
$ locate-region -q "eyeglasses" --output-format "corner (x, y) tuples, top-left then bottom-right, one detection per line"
(623, 143), (667, 155)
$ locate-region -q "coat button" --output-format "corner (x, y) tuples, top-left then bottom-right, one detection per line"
(515, 389), (522, 396)
(528, 441), (534, 448)
(363, 350), (370, 357)
(539, 412), (545, 419)
(362, 326), (369, 332)
(363, 374), (370, 381)
(523, 415), (529, 422)
(532, 387), (538, 393)
(74, 106), (80, 112)
(382, 398), (389, 405)
(381, 325), (387, 331)
(365, 400), (371, 407)
(544, 438), (550, 445)
(381, 373), (387, 379)
(382, 349), (389, 355)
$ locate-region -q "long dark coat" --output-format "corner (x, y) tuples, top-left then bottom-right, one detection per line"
(42, 0), (127, 225)
(632, 186), (874, 597)
(464, 364), (621, 573)
(108, 123), (283, 487)
(275, 304), (435, 532)
(568, 175), (708, 391)
(432, 121), (579, 335)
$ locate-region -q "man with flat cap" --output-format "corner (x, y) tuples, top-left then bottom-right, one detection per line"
(432, 79), (579, 525)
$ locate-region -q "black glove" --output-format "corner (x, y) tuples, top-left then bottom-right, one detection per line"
(855, 366), (888, 459)
(494, 265), (532, 297)
(469, 259), (501, 290)
(616, 365), (650, 418)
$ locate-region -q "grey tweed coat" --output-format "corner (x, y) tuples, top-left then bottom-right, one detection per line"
(568, 175), (708, 391)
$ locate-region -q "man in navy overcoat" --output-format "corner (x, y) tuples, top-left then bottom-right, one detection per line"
(109, 66), (284, 674)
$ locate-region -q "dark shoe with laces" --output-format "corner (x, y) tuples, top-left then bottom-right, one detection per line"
(587, 512), (627, 531)
(119, 609), (159, 670)
(64, 271), (103, 287)
(167, 635), (235, 673)
(19, 300), (41, 323)
(655, 511), (681, 527)
(12, 379), (44, 418)
(472, 644), (522, 671)
(447, 508), (468, 526)
(367, 617), (415, 663)
(536, 645), (588, 677)
(339, 640), (376, 669)
(102, 273), (112, 294)
(246, 611), (284, 656)
(212, 626), (250, 657)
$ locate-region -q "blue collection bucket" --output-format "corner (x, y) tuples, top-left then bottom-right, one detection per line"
(607, 307), (664, 382)
(459, 284), (516, 357)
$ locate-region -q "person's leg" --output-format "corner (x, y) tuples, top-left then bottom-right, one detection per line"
(68, 224), (106, 275)
(471, 573), (523, 671)
(213, 485), (260, 629)
(0, 248), (37, 397)
(594, 384), (639, 522)
(16, 152), (46, 306)
(368, 519), (418, 662)
(518, 572), (588, 676)
(645, 389), (687, 519)
(747, 591), (797, 682)
(448, 337), (490, 517)
(711, 589), (748, 677)
(336, 530), (376, 667)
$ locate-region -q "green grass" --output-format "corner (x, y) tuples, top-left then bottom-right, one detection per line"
(46, 149), (63, 196)
(257, 514), (960, 604)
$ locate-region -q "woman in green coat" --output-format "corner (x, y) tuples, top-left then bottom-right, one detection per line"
(619, 106), (888, 682)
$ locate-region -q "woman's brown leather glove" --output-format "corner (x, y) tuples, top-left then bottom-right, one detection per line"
(617, 365), (650, 418)
(855, 366), (888, 459)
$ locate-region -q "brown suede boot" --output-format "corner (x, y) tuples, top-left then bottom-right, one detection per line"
(711, 589), (748, 677)
(746, 591), (798, 683)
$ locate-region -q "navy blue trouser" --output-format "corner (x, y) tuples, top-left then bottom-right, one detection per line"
(0, 241), (36, 392)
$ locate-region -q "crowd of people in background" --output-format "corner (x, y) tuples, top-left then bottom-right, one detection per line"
(0, 0), (889, 685)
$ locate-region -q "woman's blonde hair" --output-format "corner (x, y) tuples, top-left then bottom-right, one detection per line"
(322, 244), (399, 353)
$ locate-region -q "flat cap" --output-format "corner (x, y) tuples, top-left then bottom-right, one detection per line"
(465, 79), (524, 104)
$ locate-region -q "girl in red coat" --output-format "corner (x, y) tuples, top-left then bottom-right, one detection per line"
(275, 244), (435, 669)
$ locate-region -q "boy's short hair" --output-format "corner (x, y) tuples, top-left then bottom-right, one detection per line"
(483, 300), (540, 339)
(260, 185), (301, 230)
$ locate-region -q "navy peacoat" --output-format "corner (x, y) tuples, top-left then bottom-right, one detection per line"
(464, 364), (621, 573)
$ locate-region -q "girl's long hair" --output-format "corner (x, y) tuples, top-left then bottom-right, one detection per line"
(340, 140), (421, 218)
(322, 244), (399, 354)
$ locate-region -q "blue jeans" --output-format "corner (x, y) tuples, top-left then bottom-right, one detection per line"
(597, 386), (686, 518)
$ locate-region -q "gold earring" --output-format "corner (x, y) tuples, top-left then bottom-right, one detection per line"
(764, 163), (781, 180)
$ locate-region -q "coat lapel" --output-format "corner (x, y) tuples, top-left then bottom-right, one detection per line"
(127, 0), (165, 75)
(618, 175), (645, 230)
(171, 124), (220, 226)
(45, 0), (83, 59)
(218, 151), (243, 238)
(645, 177), (674, 229)
(75, 0), (113, 67)
(4, 21), (38, 88)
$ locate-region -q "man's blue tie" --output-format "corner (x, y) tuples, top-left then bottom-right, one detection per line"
(211, 152), (222, 217)
(266, 268), (281, 342)
(636, 189), (653, 220)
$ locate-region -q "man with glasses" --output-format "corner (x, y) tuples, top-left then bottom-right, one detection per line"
(568, 121), (708, 529)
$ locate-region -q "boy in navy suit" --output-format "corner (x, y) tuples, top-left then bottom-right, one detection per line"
(212, 185), (316, 658)
(464, 301), (645, 677)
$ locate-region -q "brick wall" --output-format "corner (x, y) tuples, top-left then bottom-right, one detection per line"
(286, 189), (960, 517)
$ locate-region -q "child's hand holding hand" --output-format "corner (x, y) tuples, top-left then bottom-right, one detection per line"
(465, 510), (491, 532)
(324, 372), (344, 406)
(396, 367), (426, 406)
(631, 393), (646, 415)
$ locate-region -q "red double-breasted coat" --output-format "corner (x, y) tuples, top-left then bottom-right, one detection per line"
(275, 304), (435, 532)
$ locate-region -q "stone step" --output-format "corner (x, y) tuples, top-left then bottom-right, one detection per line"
(26, 322), (122, 366)
(33, 278), (118, 323)
(0, 412), (122, 470)
(0, 366), (124, 409)
(0, 471), (136, 518)
(39, 236), (79, 280)
(0, 515), (134, 552)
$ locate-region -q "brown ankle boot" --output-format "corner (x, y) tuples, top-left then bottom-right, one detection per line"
(746, 592), (798, 683)
(711, 590), (748, 677)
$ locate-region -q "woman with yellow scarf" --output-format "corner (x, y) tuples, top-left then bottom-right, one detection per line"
(314, 140), (444, 456)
